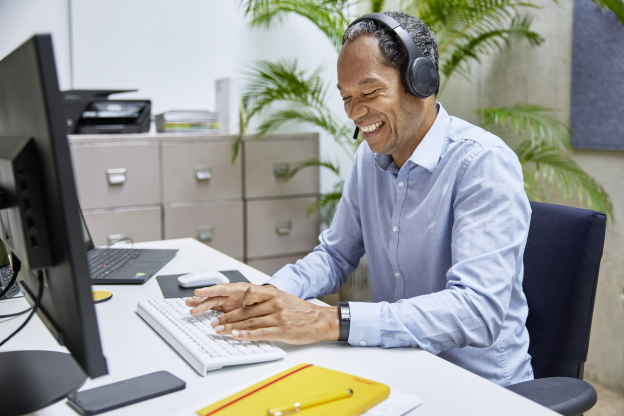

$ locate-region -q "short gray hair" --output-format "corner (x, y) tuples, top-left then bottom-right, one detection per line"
(342, 11), (439, 95)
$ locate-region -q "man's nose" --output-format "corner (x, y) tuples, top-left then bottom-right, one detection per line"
(346, 97), (367, 122)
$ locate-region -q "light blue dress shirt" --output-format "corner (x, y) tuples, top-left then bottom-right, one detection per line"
(267, 103), (534, 386)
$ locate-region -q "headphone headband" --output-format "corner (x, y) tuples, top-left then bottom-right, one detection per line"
(345, 12), (438, 100)
(348, 13), (425, 62)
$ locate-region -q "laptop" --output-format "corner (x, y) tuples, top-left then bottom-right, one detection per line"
(81, 209), (178, 284)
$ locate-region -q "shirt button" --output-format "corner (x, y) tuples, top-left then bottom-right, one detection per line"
(395, 273), (400, 278)
(393, 226), (398, 232)
(360, 340), (367, 346)
(398, 181), (405, 187)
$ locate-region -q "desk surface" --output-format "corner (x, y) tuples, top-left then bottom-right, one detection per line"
(0, 238), (556, 416)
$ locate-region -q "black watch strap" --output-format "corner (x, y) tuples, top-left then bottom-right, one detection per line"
(337, 302), (350, 342)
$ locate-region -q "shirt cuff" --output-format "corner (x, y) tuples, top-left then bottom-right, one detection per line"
(263, 275), (302, 298)
(348, 301), (382, 347)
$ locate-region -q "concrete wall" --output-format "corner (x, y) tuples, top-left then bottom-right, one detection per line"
(429, 0), (624, 393)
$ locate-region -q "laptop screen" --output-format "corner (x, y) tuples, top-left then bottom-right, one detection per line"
(80, 207), (95, 252)
(0, 240), (10, 268)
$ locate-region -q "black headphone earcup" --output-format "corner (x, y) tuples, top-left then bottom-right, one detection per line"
(409, 57), (438, 98)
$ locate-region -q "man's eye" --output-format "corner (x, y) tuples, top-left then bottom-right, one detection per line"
(364, 90), (378, 97)
(342, 96), (352, 102)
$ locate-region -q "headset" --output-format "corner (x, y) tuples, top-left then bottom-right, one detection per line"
(345, 13), (438, 140)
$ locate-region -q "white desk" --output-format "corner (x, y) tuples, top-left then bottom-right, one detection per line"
(0, 238), (557, 416)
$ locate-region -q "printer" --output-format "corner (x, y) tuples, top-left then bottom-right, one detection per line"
(62, 90), (151, 134)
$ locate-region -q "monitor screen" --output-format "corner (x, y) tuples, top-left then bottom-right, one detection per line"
(0, 35), (108, 379)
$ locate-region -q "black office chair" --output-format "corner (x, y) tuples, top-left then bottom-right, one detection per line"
(506, 201), (606, 415)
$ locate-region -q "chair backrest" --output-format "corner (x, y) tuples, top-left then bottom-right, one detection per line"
(523, 201), (606, 379)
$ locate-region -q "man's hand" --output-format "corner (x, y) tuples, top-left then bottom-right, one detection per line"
(184, 283), (340, 345)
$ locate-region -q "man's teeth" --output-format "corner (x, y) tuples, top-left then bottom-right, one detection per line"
(361, 121), (384, 133)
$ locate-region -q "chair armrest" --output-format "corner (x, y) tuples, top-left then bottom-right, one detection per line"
(506, 377), (597, 416)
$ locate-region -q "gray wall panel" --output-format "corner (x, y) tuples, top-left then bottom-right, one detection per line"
(571, 0), (624, 150)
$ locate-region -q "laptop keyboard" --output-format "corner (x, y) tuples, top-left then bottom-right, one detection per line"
(88, 248), (145, 279)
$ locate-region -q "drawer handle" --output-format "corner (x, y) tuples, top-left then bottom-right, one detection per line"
(273, 163), (290, 178)
(197, 225), (215, 242)
(106, 168), (127, 185)
(194, 165), (212, 181)
(275, 220), (292, 236)
(107, 233), (130, 245)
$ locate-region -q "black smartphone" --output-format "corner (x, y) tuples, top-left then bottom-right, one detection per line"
(66, 371), (185, 415)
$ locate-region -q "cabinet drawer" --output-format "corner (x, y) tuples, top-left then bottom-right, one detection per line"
(244, 137), (319, 198)
(162, 142), (242, 203)
(164, 202), (243, 258)
(246, 253), (308, 277)
(246, 197), (320, 258)
(83, 206), (162, 247)
(71, 143), (160, 209)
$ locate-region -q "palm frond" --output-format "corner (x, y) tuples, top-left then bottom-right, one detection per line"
(239, 59), (357, 156)
(439, 13), (543, 81)
(254, 108), (357, 156)
(242, 59), (328, 121)
(516, 140), (614, 219)
(239, 0), (351, 51)
(286, 158), (341, 179)
(230, 99), (249, 164)
(307, 180), (345, 226)
(370, 0), (386, 13)
(591, 0), (624, 26)
(476, 103), (571, 150)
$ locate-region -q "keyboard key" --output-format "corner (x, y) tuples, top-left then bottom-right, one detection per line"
(137, 298), (286, 375)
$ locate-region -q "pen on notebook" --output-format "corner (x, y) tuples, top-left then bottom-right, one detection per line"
(267, 388), (353, 415)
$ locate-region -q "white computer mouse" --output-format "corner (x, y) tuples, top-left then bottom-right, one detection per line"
(177, 271), (230, 288)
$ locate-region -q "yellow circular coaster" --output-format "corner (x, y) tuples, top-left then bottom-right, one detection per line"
(92, 290), (113, 304)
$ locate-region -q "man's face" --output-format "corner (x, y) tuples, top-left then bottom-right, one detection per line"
(337, 34), (428, 156)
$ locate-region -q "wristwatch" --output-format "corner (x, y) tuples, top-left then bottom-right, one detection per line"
(337, 302), (351, 342)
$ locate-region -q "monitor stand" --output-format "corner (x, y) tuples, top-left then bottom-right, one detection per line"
(0, 350), (87, 416)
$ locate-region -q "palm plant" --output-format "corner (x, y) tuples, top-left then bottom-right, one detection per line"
(234, 0), (621, 223)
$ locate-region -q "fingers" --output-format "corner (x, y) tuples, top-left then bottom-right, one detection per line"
(213, 314), (275, 335)
(193, 283), (245, 298)
(241, 284), (278, 307)
(215, 300), (276, 325)
(185, 296), (206, 307)
(229, 326), (282, 342)
(188, 296), (229, 316)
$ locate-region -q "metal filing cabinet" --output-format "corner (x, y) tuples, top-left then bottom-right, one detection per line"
(164, 201), (244, 260)
(243, 134), (320, 275)
(71, 141), (160, 209)
(69, 133), (319, 274)
(161, 141), (242, 203)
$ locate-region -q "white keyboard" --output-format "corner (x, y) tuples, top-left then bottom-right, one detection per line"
(137, 298), (286, 376)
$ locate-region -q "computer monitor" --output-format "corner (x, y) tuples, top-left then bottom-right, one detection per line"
(0, 35), (108, 414)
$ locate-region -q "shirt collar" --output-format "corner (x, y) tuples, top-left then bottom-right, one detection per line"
(374, 102), (451, 174)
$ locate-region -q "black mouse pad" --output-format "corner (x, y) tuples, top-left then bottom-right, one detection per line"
(156, 270), (250, 299)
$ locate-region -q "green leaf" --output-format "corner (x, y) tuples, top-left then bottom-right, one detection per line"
(286, 158), (341, 179)
(241, 59), (328, 121)
(591, 0), (624, 26)
(254, 108), (358, 156)
(439, 13), (543, 81)
(476, 103), (571, 150)
(370, 0), (386, 13)
(239, 0), (351, 51)
(307, 180), (345, 226)
(516, 140), (614, 220)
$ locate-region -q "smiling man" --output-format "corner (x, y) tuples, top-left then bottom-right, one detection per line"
(186, 11), (534, 387)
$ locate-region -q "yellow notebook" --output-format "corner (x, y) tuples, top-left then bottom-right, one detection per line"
(196, 363), (390, 416)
